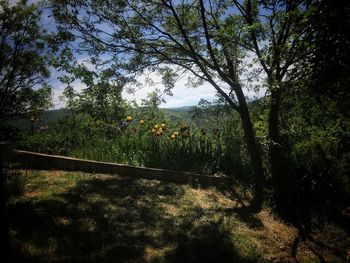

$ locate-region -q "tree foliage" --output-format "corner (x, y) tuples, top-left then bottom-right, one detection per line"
(52, 0), (266, 211)
(60, 67), (126, 124)
(276, 0), (350, 226)
(0, 0), (53, 121)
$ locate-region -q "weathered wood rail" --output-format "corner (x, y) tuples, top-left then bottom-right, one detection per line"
(14, 150), (229, 187)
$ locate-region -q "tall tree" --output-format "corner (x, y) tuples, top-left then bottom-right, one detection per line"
(52, 0), (266, 211)
(58, 62), (126, 123)
(238, 0), (314, 215)
(0, 0), (53, 122)
(305, 0), (350, 115)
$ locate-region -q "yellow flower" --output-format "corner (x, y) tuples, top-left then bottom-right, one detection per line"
(139, 119), (145, 125)
(161, 123), (166, 128)
(158, 127), (163, 133)
(152, 128), (157, 133)
(126, 115), (133, 122)
(171, 134), (176, 139)
(174, 131), (179, 136)
(154, 124), (159, 129)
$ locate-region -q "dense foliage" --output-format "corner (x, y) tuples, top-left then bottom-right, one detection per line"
(0, 0), (53, 123)
(20, 98), (251, 186)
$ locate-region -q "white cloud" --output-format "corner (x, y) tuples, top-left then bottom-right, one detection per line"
(53, 69), (266, 109)
(52, 56), (266, 109)
(52, 80), (87, 109)
(122, 70), (217, 108)
(122, 64), (266, 108)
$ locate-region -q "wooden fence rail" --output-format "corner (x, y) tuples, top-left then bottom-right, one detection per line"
(14, 150), (229, 187)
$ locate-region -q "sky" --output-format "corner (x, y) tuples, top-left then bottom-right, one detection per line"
(8, 0), (266, 109)
(122, 72), (218, 108)
(52, 66), (266, 109)
(50, 52), (265, 109)
(16, 0), (220, 109)
(52, 71), (219, 109)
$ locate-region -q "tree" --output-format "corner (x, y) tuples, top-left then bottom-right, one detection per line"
(52, 0), (266, 211)
(305, 0), (350, 116)
(139, 88), (166, 123)
(59, 64), (126, 124)
(26, 86), (52, 134)
(281, 0), (350, 226)
(237, 0), (315, 216)
(0, 0), (53, 122)
(245, 0), (349, 220)
(52, 0), (318, 213)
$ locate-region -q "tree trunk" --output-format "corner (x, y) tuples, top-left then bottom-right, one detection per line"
(236, 89), (265, 212)
(268, 89), (290, 217)
(0, 142), (11, 262)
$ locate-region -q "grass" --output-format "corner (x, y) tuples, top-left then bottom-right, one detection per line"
(7, 170), (349, 263)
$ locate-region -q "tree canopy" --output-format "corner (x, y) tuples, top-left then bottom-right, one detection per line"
(52, 0), (268, 210)
(0, 0), (54, 121)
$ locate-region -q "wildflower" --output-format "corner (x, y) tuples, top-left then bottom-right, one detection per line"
(126, 115), (133, 122)
(171, 130), (180, 140)
(152, 128), (157, 133)
(154, 124), (159, 129)
(161, 123), (166, 128)
(139, 119), (145, 125)
(158, 127), (163, 133)
(180, 126), (190, 137)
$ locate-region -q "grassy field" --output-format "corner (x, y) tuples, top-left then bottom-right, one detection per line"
(7, 170), (349, 263)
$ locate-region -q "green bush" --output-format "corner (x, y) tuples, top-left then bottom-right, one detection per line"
(19, 111), (250, 182)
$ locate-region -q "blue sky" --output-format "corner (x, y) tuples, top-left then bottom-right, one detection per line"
(52, 70), (219, 109)
(52, 64), (266, 109)
(9, 0), (266, 109)
(18, 0), (220, 109)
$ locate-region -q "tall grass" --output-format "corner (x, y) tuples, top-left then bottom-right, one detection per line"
(19, 114), (251, 181)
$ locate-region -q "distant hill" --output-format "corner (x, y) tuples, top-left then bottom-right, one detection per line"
(161, 106), (196, 124)
(161, 106), (194, 112)
(6, 108), (69, 131)
(39, 108), (70, 124)
(6, 106), (197, 131)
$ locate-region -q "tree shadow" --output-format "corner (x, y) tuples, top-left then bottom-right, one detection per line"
(165, 219), (258, 263)
(229, 206), (264, 229)
(8, 174), (262, 262)
(215, 186), (264, 230)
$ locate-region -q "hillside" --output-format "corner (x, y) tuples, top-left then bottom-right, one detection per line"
(6, 107), (195, 131)
(6, 109), (70, 131)
(160, 106), (195, 124)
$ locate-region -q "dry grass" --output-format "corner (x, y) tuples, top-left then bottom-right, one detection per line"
(7, 170), (349, 263)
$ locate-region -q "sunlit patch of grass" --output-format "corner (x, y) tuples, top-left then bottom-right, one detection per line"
(8, 170), (347, 263)
(8, 170), (264, 262)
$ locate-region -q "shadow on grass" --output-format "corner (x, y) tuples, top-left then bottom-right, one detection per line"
(8, 174), (261, 263)
(166, 219), (258, 263)
(216, 186), (264, 230)
(225, 206), (264, 230)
